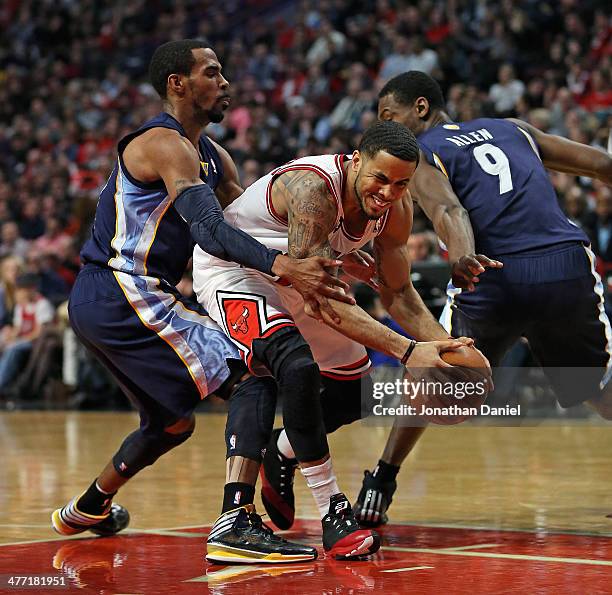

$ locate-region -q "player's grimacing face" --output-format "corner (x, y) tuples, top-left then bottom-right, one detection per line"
(353, 150), (415, 220)
(187, 48), (230, 123)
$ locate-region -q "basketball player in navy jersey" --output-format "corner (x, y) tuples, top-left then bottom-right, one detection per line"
(51, 39), (355, 562)
(354, 71), (612, 527)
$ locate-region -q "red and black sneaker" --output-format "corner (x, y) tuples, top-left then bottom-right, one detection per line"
(260, 428), (298, 530)
(322, 493), (380, 560)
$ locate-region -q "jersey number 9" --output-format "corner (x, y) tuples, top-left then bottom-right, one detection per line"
(473, 143), (513, 195)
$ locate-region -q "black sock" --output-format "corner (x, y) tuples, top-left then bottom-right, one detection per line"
(76, 479), (116, 515)
(372, 460), (400, 483)
(222, 482), (255, 513)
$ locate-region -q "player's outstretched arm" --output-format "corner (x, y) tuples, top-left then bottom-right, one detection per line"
(508, 118), (612, 185)
(139, 129), (351, 315)
(373, 199), (453, 342)
(409, 155), (502, 291)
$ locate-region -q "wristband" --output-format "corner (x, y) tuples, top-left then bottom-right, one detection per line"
(401, 340), (417, 365)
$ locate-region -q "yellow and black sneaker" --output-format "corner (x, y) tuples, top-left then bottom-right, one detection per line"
(51, 495), (130, 537)
(206, 504), (317, 564)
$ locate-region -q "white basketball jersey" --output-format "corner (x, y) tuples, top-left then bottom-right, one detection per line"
(193, 154), (390, 269)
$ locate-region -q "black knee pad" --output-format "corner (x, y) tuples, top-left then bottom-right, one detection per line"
(254, 328), (328, 462)
(225, 375), (277, 461)
(112, 425), (194, 478)
(321, 374), (374, 433)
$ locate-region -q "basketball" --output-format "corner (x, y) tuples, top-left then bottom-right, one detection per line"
(409, 346), (491, 425)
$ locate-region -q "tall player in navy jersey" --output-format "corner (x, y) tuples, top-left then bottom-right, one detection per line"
(354, 71), (612, 527)
(51, 39), (354, 562)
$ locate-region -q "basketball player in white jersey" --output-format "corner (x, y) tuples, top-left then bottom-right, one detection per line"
(194, 121), (478, 562)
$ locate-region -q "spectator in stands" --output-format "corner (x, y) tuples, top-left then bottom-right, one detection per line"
(0, 273), (55, 394)
(489, 63), (525, 116)
(0, 222), (30, 260)
(585, 186), (612, 268)
(0, 256), (24, 328)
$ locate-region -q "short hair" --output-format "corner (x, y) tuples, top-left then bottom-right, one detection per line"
(15, 272), (40, 289)
(149, 39), (213, 99)
(358, 120), (420, 164)
(379, 71), (445, 111)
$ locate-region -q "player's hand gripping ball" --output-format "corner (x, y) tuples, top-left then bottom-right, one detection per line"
(409, 345), (492, 425)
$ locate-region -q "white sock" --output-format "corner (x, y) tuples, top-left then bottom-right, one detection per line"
(301, 458), (340, 519)
(277, 429), (296, 460)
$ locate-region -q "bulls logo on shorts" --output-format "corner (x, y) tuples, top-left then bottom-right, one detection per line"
(217, 292), (295, 371)
(223, 299), (262, 346)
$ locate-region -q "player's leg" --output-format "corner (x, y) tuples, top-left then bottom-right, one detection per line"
(253, 327), (380, 558)
(206, 374), (318, 564)
(355, 277), (519, 526)
(262, 371), (373, 530)
(51, 334), (197, 536)
(52, 267), (237, 536)
(199, 271), (380, 558)
(524, 246), (612, 417)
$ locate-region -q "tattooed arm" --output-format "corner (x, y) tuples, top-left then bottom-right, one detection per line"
(271, 170), (465, 362)
(373, 196), (451, 341)
(273, 170), (340, 260)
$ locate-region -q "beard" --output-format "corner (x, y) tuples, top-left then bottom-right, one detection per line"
(207, 108), (225, 124)
(192, 101), (225, 126)
(354, 173), (384, 221)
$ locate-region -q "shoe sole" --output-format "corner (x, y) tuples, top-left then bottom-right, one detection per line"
(206, 543), (317, 565)
(326, 532), (381, 560)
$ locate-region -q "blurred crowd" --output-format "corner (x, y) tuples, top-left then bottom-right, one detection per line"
(0, 0), (610, 405)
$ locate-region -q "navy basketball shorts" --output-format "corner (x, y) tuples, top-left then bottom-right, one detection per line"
(440, 242), (612, 407)
(68, 265), (240, 429)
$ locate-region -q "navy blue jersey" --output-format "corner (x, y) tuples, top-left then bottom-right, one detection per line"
(81, 112), (224, 286)
(418, 118), (588, 256)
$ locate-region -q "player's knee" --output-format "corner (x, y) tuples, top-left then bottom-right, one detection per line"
(322, 375), (373, 433)
(225, 376), (277, 461)
(253, 327), (315, 382)
(165, 414), (196, 435)
(113, 425), (194, 478)
(282, 351), (319, 387)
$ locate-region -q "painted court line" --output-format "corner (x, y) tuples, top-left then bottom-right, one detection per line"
(127, 529), (205, 538)
(381, 566), (434, 573)
(441, 543), (501, 551)
(0, 523), (210, 547)
(386, 519), (612, 539)
(383, 545), (612, 566)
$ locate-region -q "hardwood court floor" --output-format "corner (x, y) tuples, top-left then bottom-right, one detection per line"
(1, 412), (612, 593)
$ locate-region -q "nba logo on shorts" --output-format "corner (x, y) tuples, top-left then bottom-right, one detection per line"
(230, 434), (236, 450)
(233, 490), (241, 505)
